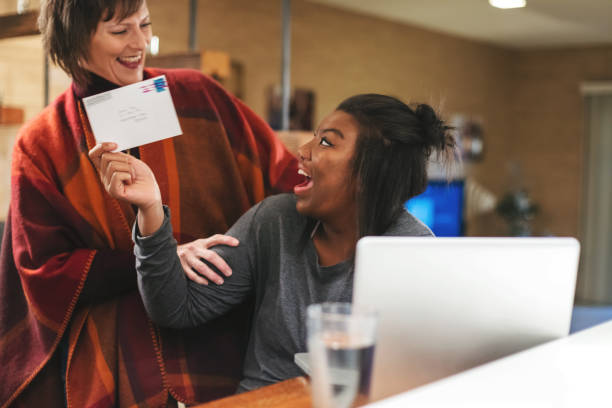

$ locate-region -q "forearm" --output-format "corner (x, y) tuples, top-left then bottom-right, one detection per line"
(134, 211), (197, 328)
(136, 200), (165, 237)
(134, 207), (248, 328)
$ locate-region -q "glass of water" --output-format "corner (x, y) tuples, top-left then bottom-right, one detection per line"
(307, 302), (378, 408)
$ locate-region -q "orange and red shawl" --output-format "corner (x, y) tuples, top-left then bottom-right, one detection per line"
(0, 68), (299, 407)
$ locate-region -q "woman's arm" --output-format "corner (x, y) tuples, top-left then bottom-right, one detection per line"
(89, 143), (256, 327)
(134, 206), (255, 328)
(88, 143), (235, 284)
(89, 142), (164, 235)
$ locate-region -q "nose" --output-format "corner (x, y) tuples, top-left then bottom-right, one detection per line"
(130, 27), (151, 50)
(297, 138), (313, 161)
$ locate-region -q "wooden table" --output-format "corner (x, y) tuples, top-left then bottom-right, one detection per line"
(194, 377), (311, 408)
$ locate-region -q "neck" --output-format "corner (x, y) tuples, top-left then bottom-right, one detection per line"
(72, 69), (151, 99)
(72, 72), (120, 100)
(312, 210), (358, 267)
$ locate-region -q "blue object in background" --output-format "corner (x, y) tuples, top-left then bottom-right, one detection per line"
(405, 180), (465, 236)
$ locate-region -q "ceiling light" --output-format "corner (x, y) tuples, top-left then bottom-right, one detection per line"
(489, 0), (526, 9)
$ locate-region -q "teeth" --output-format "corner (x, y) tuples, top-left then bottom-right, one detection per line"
(298, 169), (310, 178)
(118, 55), (141, 63)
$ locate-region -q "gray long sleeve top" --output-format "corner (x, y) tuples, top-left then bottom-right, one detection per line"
(134, 194), (433, 392)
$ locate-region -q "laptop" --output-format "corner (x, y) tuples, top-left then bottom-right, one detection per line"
(350, 236), (580, 402)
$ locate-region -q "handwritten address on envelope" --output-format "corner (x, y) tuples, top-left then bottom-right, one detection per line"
(83, 75), (182, 152)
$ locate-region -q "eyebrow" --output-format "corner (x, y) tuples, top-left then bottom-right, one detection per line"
(319, 128), (345, 139)
(108, 14), (150, 25)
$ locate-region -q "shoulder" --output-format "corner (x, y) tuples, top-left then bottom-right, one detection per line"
(384, 209), (434, 237)
(18, 91), (69, 139)
(14, 90), (72, 158)
(226, 194), (307, 244)
(238, 194), (308, 234)
(10, 89), (80, 186)
(250, 194), (300, 223)
(259, 193), (298, 211)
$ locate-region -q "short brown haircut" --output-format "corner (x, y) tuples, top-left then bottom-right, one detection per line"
(38, 0), (145, 87)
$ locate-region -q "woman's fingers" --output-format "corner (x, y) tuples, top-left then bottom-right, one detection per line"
(108, 170), (133, 198)
(194, 247), (232, 277)
(89, 143), (133, 195)
(88, 142), (117, 170)
(176, 236), (239, 284)
(189, 236), (237, 277)
(188, 254), (225, 285)
(97, 157), (133, 197)
(89, 143), (161, 210)
(204, 234), (240, 248)
(100, 151), (130, 178)
(180, 257), (210, 285)
(105, 160), (132, 178)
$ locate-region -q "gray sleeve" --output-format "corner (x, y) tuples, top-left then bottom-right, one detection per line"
(134, 205), (257, 328)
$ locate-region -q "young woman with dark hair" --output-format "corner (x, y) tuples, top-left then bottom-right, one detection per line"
(89, 93), (456, 392)
(339, 94), (455, 238)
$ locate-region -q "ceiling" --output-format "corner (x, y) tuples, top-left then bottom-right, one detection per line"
(306, 0), (612, 49)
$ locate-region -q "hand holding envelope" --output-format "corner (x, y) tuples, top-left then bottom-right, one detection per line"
(83, 75), (182, 152)
(86, 76), (236, 284)
(89, 143), (162, 209)
(88, 142), (236, 284)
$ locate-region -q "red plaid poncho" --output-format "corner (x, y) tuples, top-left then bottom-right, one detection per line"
(0, 68), (299, 407)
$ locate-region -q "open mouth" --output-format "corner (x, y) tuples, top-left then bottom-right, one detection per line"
(117, 55), (143, 69)
(294, 168), (313, 193)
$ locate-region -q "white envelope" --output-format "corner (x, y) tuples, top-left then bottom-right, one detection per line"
(83, 75), (182, 152)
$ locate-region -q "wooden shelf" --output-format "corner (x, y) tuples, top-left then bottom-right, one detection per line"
(0, 11), (39, 40)
(0, 106), (25, 125)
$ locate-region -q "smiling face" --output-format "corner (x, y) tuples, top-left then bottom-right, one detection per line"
(294, 110), (360, 223)
(82, 2), (152, 86)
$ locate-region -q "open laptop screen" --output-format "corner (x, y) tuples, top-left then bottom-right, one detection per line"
(353, 236), (579, 402)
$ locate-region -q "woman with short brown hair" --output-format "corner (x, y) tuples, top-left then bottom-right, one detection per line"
(0, 0), (298, 406)
(38, 0), (147, 86)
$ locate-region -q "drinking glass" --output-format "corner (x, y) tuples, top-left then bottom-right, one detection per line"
(307, 302), (377, 408)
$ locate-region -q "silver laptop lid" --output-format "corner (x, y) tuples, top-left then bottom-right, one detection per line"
(353, 237), (579, 402)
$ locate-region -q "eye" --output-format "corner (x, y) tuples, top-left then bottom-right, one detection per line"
(111, 29), (127, 35)
(319, 136), (333, 147)
(140, 22), (152, 29)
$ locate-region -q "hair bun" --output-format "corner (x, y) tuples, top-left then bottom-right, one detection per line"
(415, 103), (448, 151)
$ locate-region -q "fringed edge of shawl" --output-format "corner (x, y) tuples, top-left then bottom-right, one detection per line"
(2, 250), (96, 408)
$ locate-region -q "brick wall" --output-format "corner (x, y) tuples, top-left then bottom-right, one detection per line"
(1, 0), (610, 239)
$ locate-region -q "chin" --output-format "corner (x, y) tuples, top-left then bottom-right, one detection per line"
(295, 200), (312, 217)
(114, 65), (145, 86)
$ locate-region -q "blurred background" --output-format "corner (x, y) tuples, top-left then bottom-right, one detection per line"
(1, 0), (610, 313)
